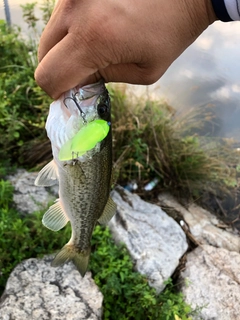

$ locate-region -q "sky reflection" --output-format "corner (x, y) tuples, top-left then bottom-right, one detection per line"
(127, 22), (240, 139)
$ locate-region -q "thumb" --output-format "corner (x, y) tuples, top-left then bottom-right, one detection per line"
(35, 34), (101, 99)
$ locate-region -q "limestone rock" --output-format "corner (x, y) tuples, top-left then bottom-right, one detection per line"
(0, 256), (103, 320)
(109, 187), (188, 293)
(7, 169), (56, 214)
(158, 193), (240, 253)
(180, 245), (240, 320)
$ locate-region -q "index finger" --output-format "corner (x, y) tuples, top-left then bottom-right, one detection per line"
(35, 33), (101, 99)
(37, 1), (68, 62)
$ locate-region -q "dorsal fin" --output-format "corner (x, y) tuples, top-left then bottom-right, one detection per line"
(35, 160), (58, 186)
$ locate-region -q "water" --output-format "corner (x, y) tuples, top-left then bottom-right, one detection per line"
(128, 21), (240, 140)
(160, 21), (240, 140)
(1, 1), (240, 140)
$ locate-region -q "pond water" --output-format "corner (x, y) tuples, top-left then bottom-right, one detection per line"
(1, 1), (240, 140)
(127, 21), (240, 140)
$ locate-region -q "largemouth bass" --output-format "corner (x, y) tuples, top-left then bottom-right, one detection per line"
(35, 80), (116, 276)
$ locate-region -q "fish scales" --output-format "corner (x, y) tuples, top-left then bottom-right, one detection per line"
(58, 135), (112, 248)
(35, 80), (116, 276)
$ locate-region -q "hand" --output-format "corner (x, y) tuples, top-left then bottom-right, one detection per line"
(35, 0), (217, 99)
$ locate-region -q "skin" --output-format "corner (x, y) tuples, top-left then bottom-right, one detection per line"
(35, 0), (217, 99)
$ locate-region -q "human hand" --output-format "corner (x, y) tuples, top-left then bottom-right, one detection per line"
(35, 0), (217, 99)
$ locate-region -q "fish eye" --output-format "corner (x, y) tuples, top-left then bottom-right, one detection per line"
(97, 103), (109, 116)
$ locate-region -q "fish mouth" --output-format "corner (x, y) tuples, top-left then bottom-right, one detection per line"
(78, 79), (106, 100)
(63, 80), (108, 121)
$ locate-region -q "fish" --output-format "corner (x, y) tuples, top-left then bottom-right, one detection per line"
(34, 80), (116, 276)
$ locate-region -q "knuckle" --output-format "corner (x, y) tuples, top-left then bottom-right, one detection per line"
(66, 3), (121, 67)
(59, 0), (78, 12)
(137, 67), (162, 85)
(75, 30), (112, 69)
(34, 66), (45, 88)
(35, 66), (56, 99)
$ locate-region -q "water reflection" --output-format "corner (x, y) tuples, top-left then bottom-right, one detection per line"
(1, 2), (240, 139)
(141, 21), (240, 140)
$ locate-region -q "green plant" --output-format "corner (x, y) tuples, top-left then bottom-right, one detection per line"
(0, 2), (235, 318)
(21, 2), (39, 29)
(0, 17), (52, 163)
(90, 226), (193, 320)
(1, 9), (239, 201)
(0, 1), (55, 165)
(0, 179), (13, 209)
(110, 85), (239, 198)
(40, 0), (55, 25)
(0, 191), (71, 293)
(0, 177), (192, 318)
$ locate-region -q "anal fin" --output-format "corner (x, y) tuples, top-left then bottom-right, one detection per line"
(98, 197), (117, 225)
(42, 200), (69, 231)
(35, 160), (58, 186)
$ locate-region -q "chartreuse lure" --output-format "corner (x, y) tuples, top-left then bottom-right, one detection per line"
(59, 119), (110, 161)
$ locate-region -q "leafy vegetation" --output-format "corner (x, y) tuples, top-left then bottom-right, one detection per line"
(110, 86), (239, 197)
(0, 4), (239, 199)
(0, 15), (51, 164)
(0, 178), (70, 293)
(0, 2), (239, 319)
(110, 88), (240, 228)
(90, 226), (193, 320)
(0, 178), (193, 319)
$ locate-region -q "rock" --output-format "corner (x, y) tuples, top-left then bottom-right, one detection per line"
(7, 169), (56, 214)
(158, 193), (240, 253)
(109, 187), (188, 293)
(0, 256), (103, 320)
(180, 245), (240, 320)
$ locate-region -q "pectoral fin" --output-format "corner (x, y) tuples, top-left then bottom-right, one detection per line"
(98, 197), (117, 225)
(35, 160), (58, 186)
(42, 200), (69, 231)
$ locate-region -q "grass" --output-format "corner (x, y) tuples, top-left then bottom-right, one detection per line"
(0, 13), (239, 203)
(109, 85), (239, 199)
(1, 9), (240, 226)
(0, 3), (239, 318)
(0, 177), (193, 319)
(109, 85), (240, 228)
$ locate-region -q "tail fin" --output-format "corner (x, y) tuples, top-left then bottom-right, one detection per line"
(51, 244), (91, 277)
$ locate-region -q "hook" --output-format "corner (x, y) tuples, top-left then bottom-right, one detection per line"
(63, 93), (87, 123)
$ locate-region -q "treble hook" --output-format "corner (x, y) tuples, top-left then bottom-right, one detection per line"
(63, 92), (87, 123)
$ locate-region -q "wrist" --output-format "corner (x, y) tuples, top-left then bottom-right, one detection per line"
(211, 0), (240, 21)
(205, 0), (219, 23)
(182, 0), (217, 38)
